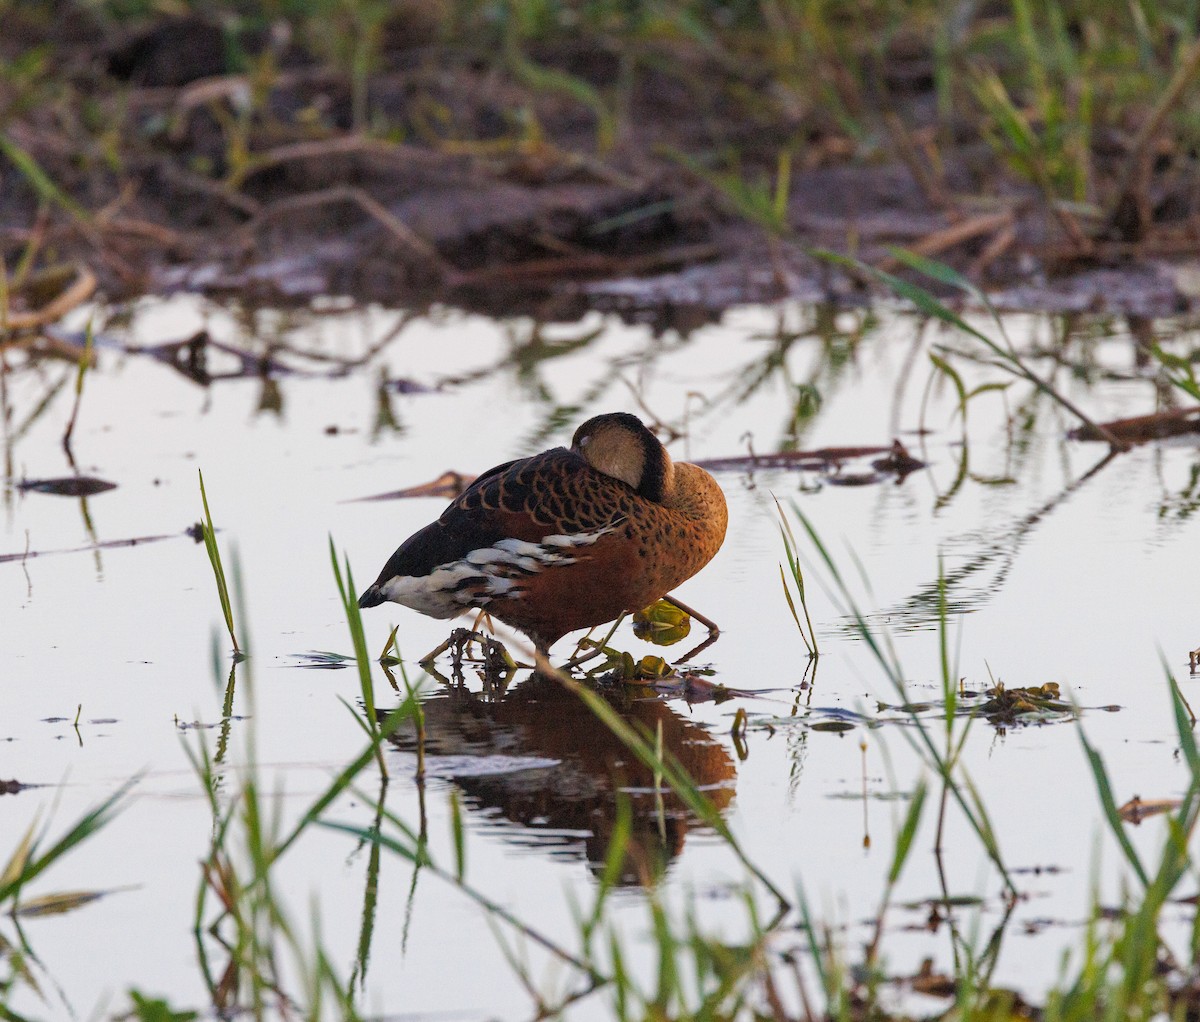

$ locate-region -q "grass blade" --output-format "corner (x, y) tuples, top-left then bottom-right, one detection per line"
(198, 470), (240, 656)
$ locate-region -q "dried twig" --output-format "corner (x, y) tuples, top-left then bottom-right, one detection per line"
(1, 265), (96, 333)
(877, 211), (1013, 273)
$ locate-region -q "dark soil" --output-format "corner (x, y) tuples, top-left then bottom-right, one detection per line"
(4, 4), (1200, 323)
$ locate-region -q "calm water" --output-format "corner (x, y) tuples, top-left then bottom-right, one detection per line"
(3, 297), (1199, 1018)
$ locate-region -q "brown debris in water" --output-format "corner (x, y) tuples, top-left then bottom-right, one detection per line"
(1069, 407), (1200, 445)
(1117, 796), (1184, 824)
(696, 439), (925, 484)
(978, 682), (1069, 724)
(17, 476), (117, 497)
(351, 471), (477, 502)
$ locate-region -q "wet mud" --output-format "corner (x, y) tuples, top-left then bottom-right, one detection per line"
(6, 8), (1200, 323)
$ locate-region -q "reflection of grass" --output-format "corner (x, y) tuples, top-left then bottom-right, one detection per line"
(180, 557), (418, 1018)
(793, 504), (1014, 893)
(145, 511), (1200, 1019)
(819, 247), (1130, 449)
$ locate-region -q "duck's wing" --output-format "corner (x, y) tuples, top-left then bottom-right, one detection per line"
(450, 446), (621, 529)
(359, 447), (629, 607)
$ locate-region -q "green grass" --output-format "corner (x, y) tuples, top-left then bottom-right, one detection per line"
(198, 470), (241, 658)
(0, 782), (132, 911)
(174, 529), (421, 1019)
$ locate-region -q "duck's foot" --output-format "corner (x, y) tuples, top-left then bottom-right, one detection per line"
(422, 627), (520, 689)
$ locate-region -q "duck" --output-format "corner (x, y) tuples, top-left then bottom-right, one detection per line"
(357, 412), (728, 652)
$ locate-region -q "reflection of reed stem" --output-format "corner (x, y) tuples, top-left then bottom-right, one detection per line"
(214, 659), (237, 766)
(653, 720), (666, 845)
(351, 773), (387, 991)
(61, 318), (92, 459)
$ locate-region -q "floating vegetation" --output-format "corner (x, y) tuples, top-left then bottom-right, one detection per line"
(1117, 796), (1185, 825)
(1070, 407), (1200, 445)
(877, 681), (1081, 728)
(351, 470), (477, 502)
(631, 599), (692, 646)
(745, 683), (1087, 737)
(15, 476), (115, 497)
(292, 650), (357, 670)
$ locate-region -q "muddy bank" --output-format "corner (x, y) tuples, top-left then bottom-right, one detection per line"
(4, 6), (1200, 322)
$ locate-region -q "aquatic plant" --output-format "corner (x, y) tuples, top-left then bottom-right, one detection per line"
(197, 469), (242, 658)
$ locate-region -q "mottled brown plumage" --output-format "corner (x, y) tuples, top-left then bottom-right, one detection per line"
(358, 412), (728, 651)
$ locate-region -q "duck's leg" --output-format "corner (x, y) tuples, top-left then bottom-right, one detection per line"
(662, 594), (719, 636)
(469, 607), (496, 636)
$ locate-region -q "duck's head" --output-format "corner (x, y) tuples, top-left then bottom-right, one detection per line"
(571, 412), (673, 502)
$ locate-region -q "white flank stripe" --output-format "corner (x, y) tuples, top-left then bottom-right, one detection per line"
(375, 524), (622, 617)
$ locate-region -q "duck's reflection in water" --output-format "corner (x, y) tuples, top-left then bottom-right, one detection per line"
(389, 674), (737, 885)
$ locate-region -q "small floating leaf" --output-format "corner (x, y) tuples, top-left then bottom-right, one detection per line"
(811, 720), (856, 733)
(18, 476), (116, 497)
(635, 655), (673, 679)
(352, 471), (476, 502)
(1117, 796), (1183, 824)
(294, 651), (354, 669)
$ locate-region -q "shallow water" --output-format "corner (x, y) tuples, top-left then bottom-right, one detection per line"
(3, 297), (1199, 1018)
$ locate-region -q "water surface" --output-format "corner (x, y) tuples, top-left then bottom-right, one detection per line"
(3, 297), (1198, 1018)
